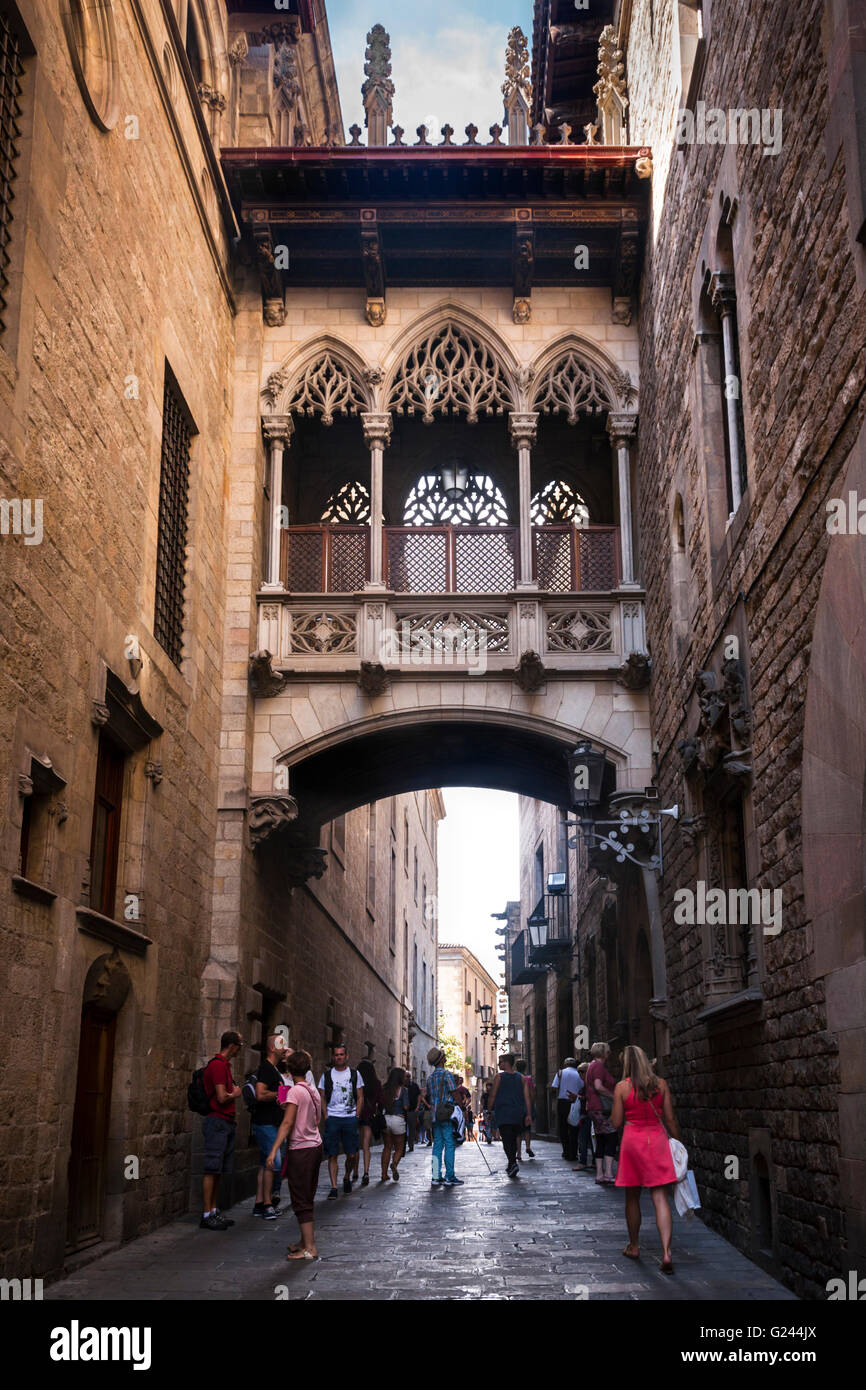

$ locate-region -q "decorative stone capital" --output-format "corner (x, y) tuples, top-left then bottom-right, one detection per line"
(365, 296), (387, 326)
(248, 794), (299, 849)
(358, 660), (390, 696)
(512, 296), (532, 324)
(284, 845), (328, 887)
(616, 651), (652, 690)
(515, 650), (546, 692)
(361, 412), (393, 451)
(509, 411), (538, 450)
(635, 153), (653, 179)
(91, 700), (110, 727)
(228, 33), (248, 67)
(144, 761), (163, 786)
(249, 649), (288, 699)
(262, 414), (293, 449)
(264, 297), (286, 327)
(709, 270), (737, 318)
(607, 411), (639, 447)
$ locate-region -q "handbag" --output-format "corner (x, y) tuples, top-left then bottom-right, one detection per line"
(435, 1101), (455, 1123)
(599, 1093), (614, 1117)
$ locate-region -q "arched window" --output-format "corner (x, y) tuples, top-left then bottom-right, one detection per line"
(531, 480), (590, 526)
(321, 481), (371, 523)
(403, 474), (509, 526)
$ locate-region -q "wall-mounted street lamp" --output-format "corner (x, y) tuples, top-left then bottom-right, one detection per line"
(565, 740), (678, 874)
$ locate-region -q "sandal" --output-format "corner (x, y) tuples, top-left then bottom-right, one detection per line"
(659, 1256), (674, 1274)
(391, 1164), (400, 1181)
(287, 1249), (317, 1261)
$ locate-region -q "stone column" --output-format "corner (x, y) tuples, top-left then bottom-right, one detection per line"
(509, 411), (539, 588)
(607, 412), (639, 588)
(261, 415), (292, 591)
(361, 412), (392, 589)
(710, 271), (744, 515)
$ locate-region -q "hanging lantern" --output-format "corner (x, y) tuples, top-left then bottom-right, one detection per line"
(438, 461), (471, 501)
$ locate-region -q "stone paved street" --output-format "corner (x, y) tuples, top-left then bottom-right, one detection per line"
(47, 1139), (796, 1302)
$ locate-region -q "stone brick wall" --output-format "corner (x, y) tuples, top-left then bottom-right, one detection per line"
(0, 1), (234, 1277)
(625, 0), (866, 1295)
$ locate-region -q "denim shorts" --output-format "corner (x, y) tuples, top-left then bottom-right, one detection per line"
(323, 1115), (360, 1157)
(202, 1115), (236, 1174)
(253, 1122), (280, 1167)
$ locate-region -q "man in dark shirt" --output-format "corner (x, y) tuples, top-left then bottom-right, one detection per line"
(253, 1033), (287, 1219)
(201, 1030), (243, 1231)
(406, 1074), (421, 1151)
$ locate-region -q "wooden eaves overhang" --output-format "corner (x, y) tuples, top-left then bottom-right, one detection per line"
(221, 144), (651, 323)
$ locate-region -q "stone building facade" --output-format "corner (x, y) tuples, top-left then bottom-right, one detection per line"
(437, 943), (500, 1087)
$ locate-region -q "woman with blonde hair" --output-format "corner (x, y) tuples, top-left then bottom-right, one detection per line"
(610, 1044), (681, 1274)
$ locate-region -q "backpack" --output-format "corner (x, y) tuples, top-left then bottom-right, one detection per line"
(324, 1067), (358, 1106)
(241, 1071), (259, 1115)
(187, 1057), (219, 1116)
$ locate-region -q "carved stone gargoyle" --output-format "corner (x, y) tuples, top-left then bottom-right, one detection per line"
(617, 651), (652, 690)
(358, 661), (390, 696)
(697, 670), (726, 728)
(249, 650), (287, 699)
(284, 846), (328, 887)
(515, 650), (546, 693)
(248, 794), (299, 849)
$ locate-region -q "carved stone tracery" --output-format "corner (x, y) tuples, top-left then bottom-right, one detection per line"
(531, 351), (615, 423)
(285, 354), (369, 424)
(290, 612), (357, 655)
(546, 609), (613, 654)
(387, 323), (515, 423)
(403, 474), (510, 526)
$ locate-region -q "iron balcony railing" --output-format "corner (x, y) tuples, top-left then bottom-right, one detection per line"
(526, 892), (572, 963)
(511, 929), (548, 986)
(280, 523), (620, 595)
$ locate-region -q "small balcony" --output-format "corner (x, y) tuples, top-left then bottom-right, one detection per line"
(280, 522), (620, 595)
(526, 893), (572, 964)
(511, 929), (548, 986)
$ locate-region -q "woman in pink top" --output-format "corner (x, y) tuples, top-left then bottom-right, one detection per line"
(610, 1044), (681, 1273)
(267, 1049), (323, 1260)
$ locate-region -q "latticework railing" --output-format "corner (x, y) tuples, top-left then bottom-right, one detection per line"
(281, 525), (369, 593)
(386, 526), (517, 593)
(279, 524), (619, 594)
(533, 525), (620, 592)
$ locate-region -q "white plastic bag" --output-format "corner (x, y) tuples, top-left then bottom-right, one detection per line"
(668, 1137), (689, 1181)
(675, 1169), (701, 1218)
(567, 1099), (581, 1127)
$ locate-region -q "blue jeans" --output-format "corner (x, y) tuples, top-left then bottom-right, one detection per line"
(432, 1121), (456, 1180)
(253, 1123), (284, 1196)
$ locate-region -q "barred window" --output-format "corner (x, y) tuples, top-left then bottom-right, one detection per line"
(0, 4), (25, 330)
(154, 368), (194, 665)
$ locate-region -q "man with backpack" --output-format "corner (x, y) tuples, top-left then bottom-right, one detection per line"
(317, 1045), (363, 1201)
(197, 1030), (243, 1230)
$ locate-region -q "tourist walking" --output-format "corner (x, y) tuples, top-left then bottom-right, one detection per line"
(406, 1075), (421, 1151)
(515, 1058), (536, 1158)
(425, 1047), (463, 1186)
(252, 1033), (288, 1219)
(317, 1044), (363, 1200)
(200, 1030), (243, 1231)
(586, 1042), (618, 1184)
(487, 1054), (532, 1178)
(267, 1050), (323, 1261)
(418, 1091), (433, 1145)
(573, 1061), (595, 1171)
(356, 1059), (385, 1187)
(552, 1056), (582, 1161)
(381, 1067), (409, 1181)
(610, 1045), (680, 1273)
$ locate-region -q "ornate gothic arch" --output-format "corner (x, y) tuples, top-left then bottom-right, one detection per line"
(262, 338), (375, 421)
(528, 336), (638, 421)
(382, 306), (520, 421)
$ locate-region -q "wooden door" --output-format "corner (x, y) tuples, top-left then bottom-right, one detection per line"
(66, 1006), (116, 1250)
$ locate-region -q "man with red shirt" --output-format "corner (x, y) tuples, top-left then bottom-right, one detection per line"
(200, 1030), (243, 1231)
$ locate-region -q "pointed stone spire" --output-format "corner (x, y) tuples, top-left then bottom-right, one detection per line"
(362, 23), (395, 146)
(502, 26), (531, 146)
(594, 24), (629, 144)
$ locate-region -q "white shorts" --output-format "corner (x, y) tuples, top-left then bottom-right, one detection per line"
(385, 1114), (406, 1136)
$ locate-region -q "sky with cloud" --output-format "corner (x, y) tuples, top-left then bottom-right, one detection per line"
(328, 0), (532, 142)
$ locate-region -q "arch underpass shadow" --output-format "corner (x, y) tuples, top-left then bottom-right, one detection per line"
(282, 717), (616, 841)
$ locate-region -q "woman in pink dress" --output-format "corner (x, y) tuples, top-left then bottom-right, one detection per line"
(610, 1045), (681, 1274)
